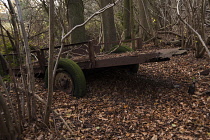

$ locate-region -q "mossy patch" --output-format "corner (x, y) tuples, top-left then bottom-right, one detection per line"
(110, 45), (133, 53)
(45, 58), (86, 97)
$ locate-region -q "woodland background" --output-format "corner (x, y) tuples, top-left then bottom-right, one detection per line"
(0, 0), (209, 139)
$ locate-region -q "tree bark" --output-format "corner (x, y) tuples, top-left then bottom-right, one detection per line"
(123, 0), (131, 40)
(138, 0), (152, 41)
(0, 19), (7, 53)
(15, 0), (36, 121)
(209, 0), (210, 9)
(66, 0), (86, 44)
(7, 0), (24, 131)
(99, 0), (117, 51)
(0, 106), (10, 140)
(0, 76), (16, 140)
(7, 0), (19, 53)
(177, 0), (210, 58)
(44, 0), (55, 125)
(0, 24), (15, 52)
(130, 0), (135, 49)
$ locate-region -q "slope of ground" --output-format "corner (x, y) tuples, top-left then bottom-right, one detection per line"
(23, 49), (210, 140)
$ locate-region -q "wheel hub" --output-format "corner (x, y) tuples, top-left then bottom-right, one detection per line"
(54, 71), (74, 94)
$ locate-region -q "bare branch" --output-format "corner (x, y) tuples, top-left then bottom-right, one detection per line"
(33, 93), (73, 133)
(53, 0), (122, 77)
(61, 0), (121, 41)
(176, 0), (210, 57)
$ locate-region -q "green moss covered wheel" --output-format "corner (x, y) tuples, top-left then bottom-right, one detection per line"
(111, 45), (139, 73)
(45, 58), (86, 97)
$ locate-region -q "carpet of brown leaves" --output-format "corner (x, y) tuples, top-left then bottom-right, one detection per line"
(23, 49), (210, 140)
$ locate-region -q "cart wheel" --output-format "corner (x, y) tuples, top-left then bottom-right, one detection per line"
(45, 58), (86, 97)
(112, 45), (139, 73)
(54, 69), (74, 94)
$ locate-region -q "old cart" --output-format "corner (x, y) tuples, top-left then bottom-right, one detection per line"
(1, 38), (187, 97)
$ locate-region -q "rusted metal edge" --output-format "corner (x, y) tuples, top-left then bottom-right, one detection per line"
(92, 53), (158, 69)
(40, 41), (89, 50)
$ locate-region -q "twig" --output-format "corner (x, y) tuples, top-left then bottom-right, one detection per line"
(29, 30), (49, 39)
(157, 31), (182, 38)
(143, 36), (157, 44)
(33, 93), (74, 133)
(176, 0), (210, 57)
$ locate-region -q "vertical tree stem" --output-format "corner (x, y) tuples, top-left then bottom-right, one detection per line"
(15, 0), (36, 120)
(44, 0), (55, 125)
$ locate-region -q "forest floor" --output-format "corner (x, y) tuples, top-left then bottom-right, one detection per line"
(22, 46), (210, 140)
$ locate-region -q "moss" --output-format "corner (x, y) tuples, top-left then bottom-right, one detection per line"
(45, 58), (86, 97)
(110, 45), (133, 53)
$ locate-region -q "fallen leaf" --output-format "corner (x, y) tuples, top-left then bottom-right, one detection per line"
(151, 134), (158, 140)
(96, 126), (100, 130)
(172, 124), (177, 127)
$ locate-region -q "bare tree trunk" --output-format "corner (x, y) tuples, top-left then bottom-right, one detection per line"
(209, 0), (210, 9)
(195, 0), (206, 58)
(0, 76), (16, 140)
(176, 0), (207, 58)
(177, 0), (210, 58)
(0, 107), (10, 140)
(7, 0), (20, 53)
(130, 0), (135, 49)
(66, 0), (86, 44)
(138, 0), (152, 41)
(15, 0), (36, 120)
(0, 23), (15, 52)
(7, 0), (23, 130)
(100, 0), (117, 51)
(123, 0), (131, 40)
(44, 0), (55, 125)
(0, 19), (7, 53)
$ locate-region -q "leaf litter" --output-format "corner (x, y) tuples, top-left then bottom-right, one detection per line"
(22, 48), (210, 139)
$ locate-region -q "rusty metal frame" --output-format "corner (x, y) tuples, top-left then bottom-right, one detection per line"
(2, 37), (186, 75)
